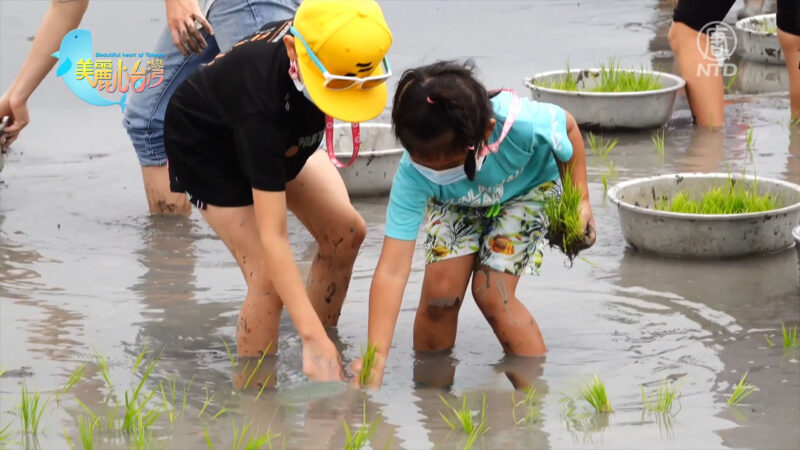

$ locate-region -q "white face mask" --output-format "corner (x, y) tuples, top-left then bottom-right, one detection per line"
(410, 154), (486, 185)
(289, 60), (313, 102)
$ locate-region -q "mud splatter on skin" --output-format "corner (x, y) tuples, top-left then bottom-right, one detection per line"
(238, 316), (250, 333)
(428, 296), (461, 308)
(324, 282), (336, 304)
(496, 277), (509, 309)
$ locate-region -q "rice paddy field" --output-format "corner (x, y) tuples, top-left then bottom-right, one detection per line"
(1, 1), (799, 449)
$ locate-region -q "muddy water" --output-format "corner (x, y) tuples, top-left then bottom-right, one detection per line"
(1, 0), (799, 449)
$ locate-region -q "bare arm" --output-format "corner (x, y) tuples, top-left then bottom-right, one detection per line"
(358, 237), (414, 386)
(252, 189), (342, 381)
(0, 0), (89, 148)
(557, 111), (596, 245)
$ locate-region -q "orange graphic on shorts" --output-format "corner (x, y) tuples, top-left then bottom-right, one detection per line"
(489, 235), (515, 255)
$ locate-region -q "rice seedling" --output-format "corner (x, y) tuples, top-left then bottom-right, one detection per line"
(343, 401), (380, 450)
(231, 420), (278, 450)
(244, 342), (273, 390)
(255, 373), (273, 401)
(222, 337), (237, 367)
(727, 372), (758, 406)
(536, 58), (662, 93)
(95, 352), (113, 389)
(0, 422), (13, 447)
(104, 398), (119, 432)
(358, 343), (378, 386)
(592, 58), (662, 93)
(651, 129), (665, 156)
(203, 426), (214, 450)
(580, 376), (612, 414)
(725, 71), (739, 94)
(212, 405), (229, 420)
(129, 413), (154, 450)
(655, 174), (780, 214)
(601, 161), (617, 193)
(74, 397), (97, 422)
(63, 425), (74, 449)
(120, 352), (162, 434)
(19, 384), (48, 434)
(641, 378), (684, 414)
(132, 343), (148, 374)
(586, 132), (618, 162)
(757, 21), (778, 34)
(58, 363), (87, 399)
(0, 367), (6, 378)
(439, 394), (488, 439)
(198, 387), (215, 419)
(543, 170), (585, 260)
(78, 415), (99, 450)
(512, 386), (540, 425)
(765, 334), (775, 348)
(745, 127), (756, 153)
(782, 323), (799, 348)
(534, 62), (578, 91)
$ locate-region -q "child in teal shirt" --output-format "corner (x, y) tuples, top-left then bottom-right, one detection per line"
(357, 61), (595, 386)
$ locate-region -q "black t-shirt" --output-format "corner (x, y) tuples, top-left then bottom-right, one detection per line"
(164, 20), (325, 206)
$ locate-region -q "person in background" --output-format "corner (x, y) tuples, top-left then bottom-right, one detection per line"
(163, 0), (393, 380)
(668, 0), (800, 128)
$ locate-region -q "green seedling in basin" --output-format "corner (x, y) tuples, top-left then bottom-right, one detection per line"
(641, 378), (683, 414)
(19, 383), (48, 434)
(543, 170), (585, 260)
(536, 58), (662, 93)
(581, 375), (612, 413)
(756, 21), (778, 34)
(655, 174), (780, 214)
(78, 415), (99, 450)
(727, 372), (758, 406)
(782, 323), (799, 348)
(343, 401), (379, 450)
(359, 343), (378, 386)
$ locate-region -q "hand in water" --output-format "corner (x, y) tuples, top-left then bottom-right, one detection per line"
(350, 353), (387, 389)
(0, 92), (29, 151)
(302, 336), (344, 382)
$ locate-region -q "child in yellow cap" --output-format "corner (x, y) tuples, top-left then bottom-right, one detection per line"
(163, 0), (393, 381)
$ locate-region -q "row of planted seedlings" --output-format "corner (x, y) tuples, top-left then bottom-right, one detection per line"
(3, 324), (797, 450)
(0, 341), (284, 450)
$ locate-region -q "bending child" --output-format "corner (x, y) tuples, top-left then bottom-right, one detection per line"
(356, 61), (595, 387)
(164, 0), (393, 381)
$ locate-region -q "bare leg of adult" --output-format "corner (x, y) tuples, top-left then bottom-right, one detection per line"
(669, 21), (726, 128)
(778, 30), (800, 120)
(141, 165), (192, 215)
(412, 255), (475, 351)
(200, 204), (281, 357)
(286, 151), (366, 327)
(471, 267), (546, 356)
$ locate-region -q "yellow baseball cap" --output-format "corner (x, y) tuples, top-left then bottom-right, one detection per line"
(292, 0), (393, 123)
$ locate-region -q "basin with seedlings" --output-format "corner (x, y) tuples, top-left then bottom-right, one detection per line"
(524, 59), (685, 130)
(331, 123), (403, 197)
(607, 173), (800, 257)
(736, 14), (785, 65)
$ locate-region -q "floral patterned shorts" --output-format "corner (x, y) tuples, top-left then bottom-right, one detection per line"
(423, 181), (562, 276)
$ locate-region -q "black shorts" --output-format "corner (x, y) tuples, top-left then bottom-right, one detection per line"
(673, 0), (800, 36)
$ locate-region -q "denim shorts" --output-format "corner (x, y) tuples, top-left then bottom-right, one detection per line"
(423, 180), (562, 276)
(122, 0), (300, 166)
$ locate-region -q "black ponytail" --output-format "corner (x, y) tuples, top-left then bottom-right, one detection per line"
(392, 61), (493, 181)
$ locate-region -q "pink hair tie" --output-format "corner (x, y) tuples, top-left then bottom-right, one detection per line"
(426, 96), (434, 104)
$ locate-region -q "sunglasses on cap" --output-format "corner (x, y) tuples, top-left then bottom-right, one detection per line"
(289, 26), (392, 91)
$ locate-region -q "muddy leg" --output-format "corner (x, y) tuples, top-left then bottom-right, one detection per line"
(140, 165), (192, 216)
(471, 266), (546, 356)
(287, 151), (366, 327)
(413, 255), (474, 351)
(200, 204), (281, 357)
